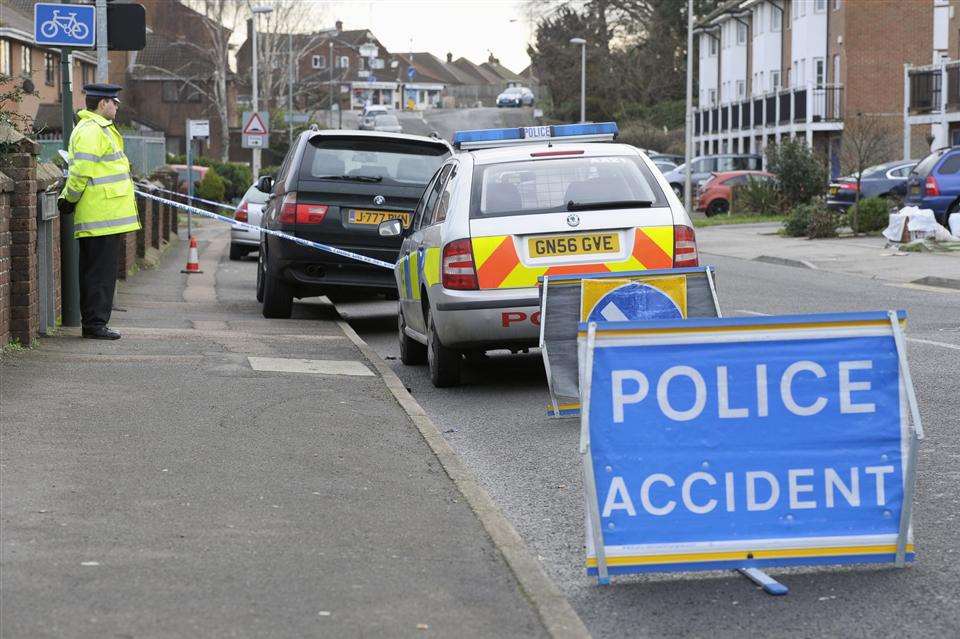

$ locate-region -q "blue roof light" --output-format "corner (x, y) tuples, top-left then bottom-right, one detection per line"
(452, 122), (619, 150)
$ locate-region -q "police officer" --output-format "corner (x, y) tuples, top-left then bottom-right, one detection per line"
(58, 83), (141, 340)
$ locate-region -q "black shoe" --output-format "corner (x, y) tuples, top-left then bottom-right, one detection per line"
(82, 327), (121, 340)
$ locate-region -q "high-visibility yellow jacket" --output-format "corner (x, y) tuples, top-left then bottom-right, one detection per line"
(60, 109), (141, 239)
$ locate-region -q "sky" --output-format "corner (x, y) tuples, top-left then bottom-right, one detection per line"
(304, 0), (538, 72)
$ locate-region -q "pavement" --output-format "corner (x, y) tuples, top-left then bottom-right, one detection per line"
(696, 222), (960, 289)
(0, 223), (580, 638)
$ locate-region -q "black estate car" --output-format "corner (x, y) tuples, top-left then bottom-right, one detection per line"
(256, 129), (452, 318)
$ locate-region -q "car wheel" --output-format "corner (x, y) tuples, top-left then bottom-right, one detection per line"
(426, 309), (460, 387)
(706, 199), (729, 217)
(261, 252), (293, 319)
(398, 307), (427, 366)
(229, 243), (246, 261)
(256, 247), (265, 303)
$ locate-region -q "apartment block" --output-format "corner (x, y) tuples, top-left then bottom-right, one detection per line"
(695, 0), (935, 174)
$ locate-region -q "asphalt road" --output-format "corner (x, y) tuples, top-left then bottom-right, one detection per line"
(334, 254), (960, 638)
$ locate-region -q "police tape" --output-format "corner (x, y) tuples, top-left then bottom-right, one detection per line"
(138, 183), (238, 212)
(135, 189), (396, 270)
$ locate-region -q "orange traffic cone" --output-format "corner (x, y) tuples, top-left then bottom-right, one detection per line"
(181, 236), (203, 274)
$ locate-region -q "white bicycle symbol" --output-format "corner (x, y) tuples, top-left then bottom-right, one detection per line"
(40, 10), (90, 41)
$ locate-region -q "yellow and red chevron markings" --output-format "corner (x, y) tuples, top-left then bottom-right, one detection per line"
(472, 227), (674, 289)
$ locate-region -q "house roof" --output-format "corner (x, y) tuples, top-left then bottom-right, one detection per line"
(695, 0), (744, 28)
(130, 31), (218, 80)
(441, 57), (476, 85)
(450, 57), (499, 84)
(481, 60), (522, 82)
(397, 52), (458, 84)
(0, 0), (97, 63)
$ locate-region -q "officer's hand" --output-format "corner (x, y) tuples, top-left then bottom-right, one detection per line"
(57, 198), (76, 216)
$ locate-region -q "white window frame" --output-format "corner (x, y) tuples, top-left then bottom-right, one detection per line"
(737, 22), (748, 45)
(311, 54), (326, 69)
(338, 55), (349, 69)
(736, 79), (746, 98)
(815, 57), (825, 87)
(20, 44), (31, 75)
(709, 88), (717, 106)
(709, 35), (718, 56)
(0, 40), (10, 76)
(815, 0), (827, 12)
(771, 4), (782, 32)
(771, 70), (781, 91)
(834, 0), (841, 9)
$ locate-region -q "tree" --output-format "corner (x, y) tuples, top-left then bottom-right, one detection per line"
(766, 138), (829, 208)
(0, 73), (39, 140)
(840, 113), (899, 232)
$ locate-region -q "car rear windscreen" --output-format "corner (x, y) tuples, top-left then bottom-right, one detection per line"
(470, 155), (668, 218)
(300, 137), (449, 186)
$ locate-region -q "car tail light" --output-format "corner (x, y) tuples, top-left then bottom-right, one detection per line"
(235, 200), (248, 223)
(278, 192), (297, 224)
(441, 239), (479, 290)
(296, 203), (329, 224)
(673, 225), (699, 267)
(925, 175), (940, 197)
(839, 182), (859, 191)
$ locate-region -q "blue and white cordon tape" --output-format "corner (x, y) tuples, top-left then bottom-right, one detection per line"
(135, 189), (396, 270)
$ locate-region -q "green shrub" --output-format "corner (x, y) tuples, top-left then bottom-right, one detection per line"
(847, 196), (890, 233)
(783, 203), (813, 237)
(196, 166), (226, 202)
(765, 139), (828, 207)
(806, 199), (840, 238)
(731, 177), (782, 216)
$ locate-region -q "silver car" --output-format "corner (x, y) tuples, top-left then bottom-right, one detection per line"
(380, 123), (699, 387)
(230, 183), (269, 260)
(373, 114), (402, 133)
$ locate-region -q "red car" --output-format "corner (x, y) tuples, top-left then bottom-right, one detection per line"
(696, 170), (776, 216)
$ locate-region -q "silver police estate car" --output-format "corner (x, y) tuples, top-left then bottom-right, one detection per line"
(378, 123), (699, 387)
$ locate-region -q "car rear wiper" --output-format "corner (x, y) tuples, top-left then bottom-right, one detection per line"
(566, 200), (653, 211)
(315, 174), (383, 183)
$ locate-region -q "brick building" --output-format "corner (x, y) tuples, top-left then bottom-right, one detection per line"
(0, 0), (97, 135)
(693, 0), (934, 176)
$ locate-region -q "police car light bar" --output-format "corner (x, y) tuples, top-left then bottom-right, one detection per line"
(452, 122), (619, 150)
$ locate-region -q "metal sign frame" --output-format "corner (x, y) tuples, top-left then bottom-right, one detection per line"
(578, 310), (922, 588)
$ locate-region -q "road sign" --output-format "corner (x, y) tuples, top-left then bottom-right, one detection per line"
(241, 111), (269, 149)
(407, 66), (416, 80)
(106, 3), (147, 51)
(34, 2), (95, 48)
(581, 280), (685, 323)
(187, 119), (209, 139)
(578, 310), (922, 584)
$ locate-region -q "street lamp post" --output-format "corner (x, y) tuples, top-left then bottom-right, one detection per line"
(570, 37), (586, 123)
(251, 5), (273, 181)
(684, 0), (694, 215)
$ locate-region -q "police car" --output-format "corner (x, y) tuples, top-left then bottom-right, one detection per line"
(377, 122), (699, 387)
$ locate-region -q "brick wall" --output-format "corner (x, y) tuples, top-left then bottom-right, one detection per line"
(0, 172), (12, 347)
(2, 137), (41, 345)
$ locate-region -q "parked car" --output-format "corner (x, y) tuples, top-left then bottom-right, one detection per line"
(663, 154), (763, 197)
(826, 160), (918, 212)
(653, 159), (678, 174)
(649, 153), (685, 166)
(229, 183), (270, 260)
(372, 114), (403, 133)
(496, 86), (535, 107)
(903, 148), (960, 227)
(359, 105), (392, 130)
(256, 129), (452, 318)
(696, 171), (776, 216)
(167, 164), (209, 194)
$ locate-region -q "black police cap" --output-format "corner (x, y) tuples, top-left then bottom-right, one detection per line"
(83, 83), (123, 101)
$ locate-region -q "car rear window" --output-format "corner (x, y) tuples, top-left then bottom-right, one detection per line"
(470, 155), (668, 218)
(913, 149), (948, 177)
(300, 136), (449, 186)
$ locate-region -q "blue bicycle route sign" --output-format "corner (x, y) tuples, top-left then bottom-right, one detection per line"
(34, 3), (96, 48)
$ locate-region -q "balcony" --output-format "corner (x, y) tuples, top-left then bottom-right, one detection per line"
(694, 84), (844, 138)
(907, 61), (960, 115)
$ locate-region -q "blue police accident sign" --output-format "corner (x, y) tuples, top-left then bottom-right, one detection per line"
(34, 3), (96, 48)
(578, 310), (922, 582)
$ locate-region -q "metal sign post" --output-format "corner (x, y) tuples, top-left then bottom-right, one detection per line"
(185, 119), (209, 239)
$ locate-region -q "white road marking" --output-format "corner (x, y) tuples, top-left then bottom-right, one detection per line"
(600, 301), (629, 321)
(735, 310), (960, 352)
(247, 357), (374, 376)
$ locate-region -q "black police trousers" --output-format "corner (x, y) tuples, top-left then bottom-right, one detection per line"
(78, 233), (120, 329)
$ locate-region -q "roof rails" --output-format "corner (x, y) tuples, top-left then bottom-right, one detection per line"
(452, 122), (619, 150)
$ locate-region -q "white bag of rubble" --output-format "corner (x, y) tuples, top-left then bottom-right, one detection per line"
(950, 212), (960, 238)
(905, 208), (958, 241)
(883, 210), (908, 242)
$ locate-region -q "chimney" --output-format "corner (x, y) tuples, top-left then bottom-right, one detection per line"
(335, 20), (343, 32)
(488, 53), (496, 64)
(446, 52), (452, 63)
